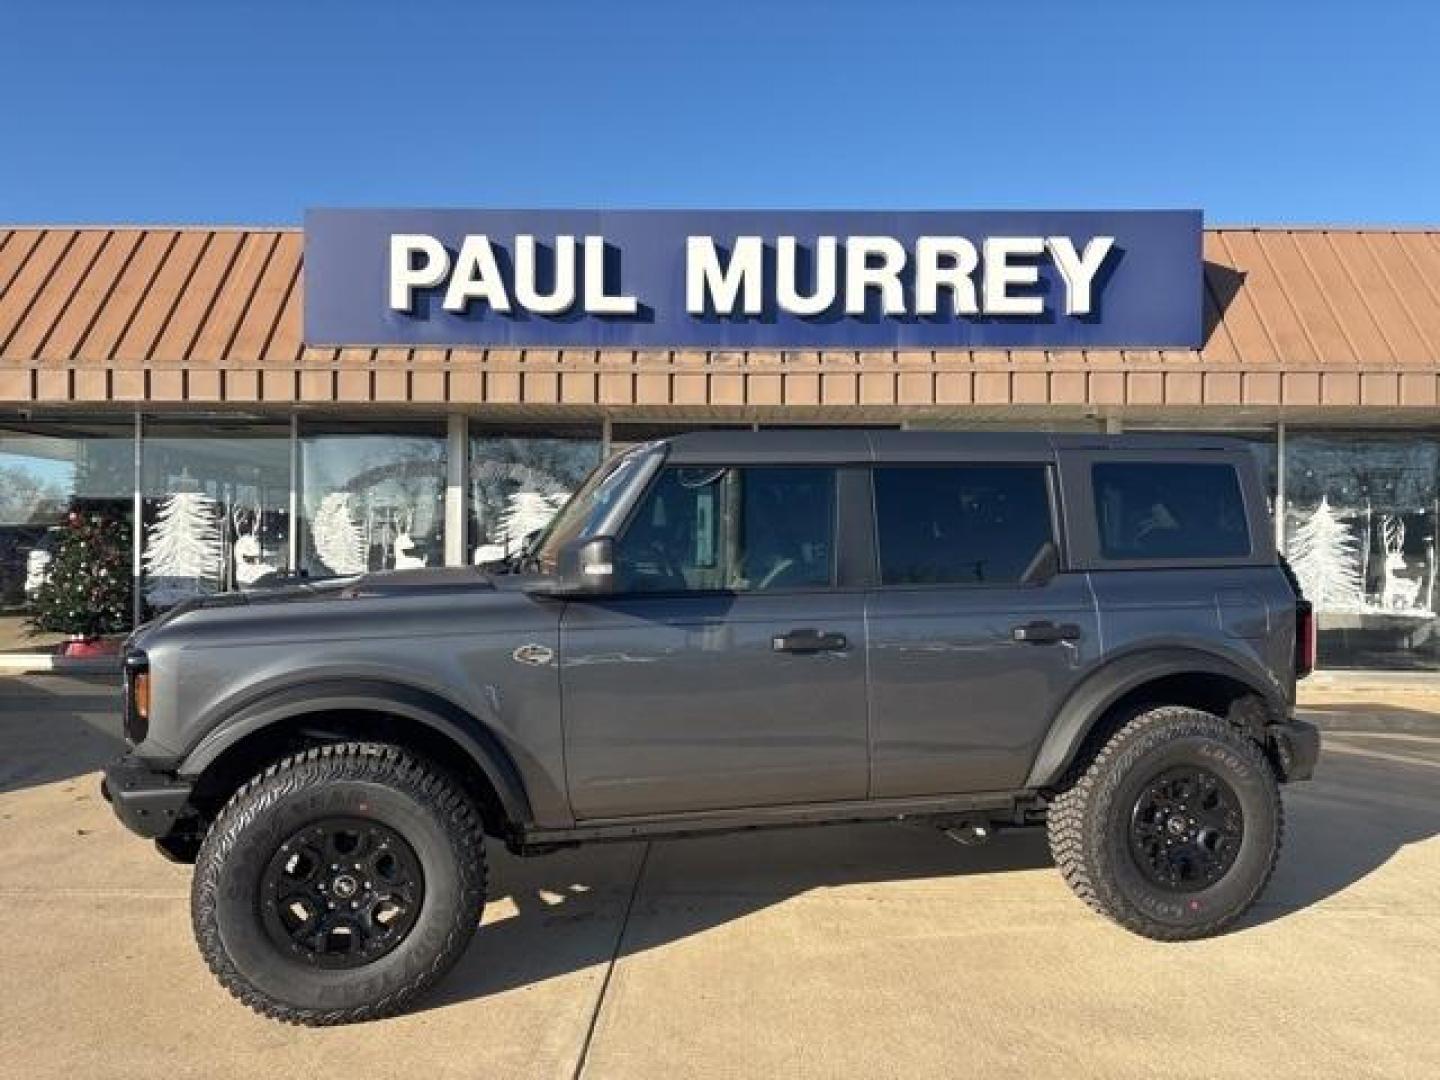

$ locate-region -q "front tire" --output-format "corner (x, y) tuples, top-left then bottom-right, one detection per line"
(1047, 705), (1282, 940)
(192, 743), (486, 1025)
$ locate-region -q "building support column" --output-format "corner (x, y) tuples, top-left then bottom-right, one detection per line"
(287, 412), (300, 573)
(131, 411), (143, 628)
(1275, 420), (1287, 549)
(445, 414), (468, 566)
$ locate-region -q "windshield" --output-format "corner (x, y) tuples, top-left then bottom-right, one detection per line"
(532, 445), (655, 571)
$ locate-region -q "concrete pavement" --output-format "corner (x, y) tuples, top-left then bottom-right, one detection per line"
(0, 674), (1437, 1079)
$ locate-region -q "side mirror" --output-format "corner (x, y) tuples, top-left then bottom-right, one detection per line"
(558, 536), (616, 595)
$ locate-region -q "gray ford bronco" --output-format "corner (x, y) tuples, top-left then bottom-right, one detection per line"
(103, 430), (1319, 1024)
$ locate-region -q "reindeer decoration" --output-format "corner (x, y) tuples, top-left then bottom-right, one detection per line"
(391, 508), (428, 570)
(1379, 515), (1422, 612)
(232, 503), (278, 587)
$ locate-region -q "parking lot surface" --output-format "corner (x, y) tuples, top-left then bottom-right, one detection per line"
(1, 675), (1437, 1080)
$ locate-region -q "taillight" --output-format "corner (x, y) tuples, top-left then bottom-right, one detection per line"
(1295, 601), (1316, 679)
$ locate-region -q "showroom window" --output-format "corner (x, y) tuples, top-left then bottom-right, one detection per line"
(1284, 433), (1440, 670)
(468, 426), (602, 565)
(0, 421), (135, 651)
(298, 422), (447, 579)
(139, 421), (292, 612)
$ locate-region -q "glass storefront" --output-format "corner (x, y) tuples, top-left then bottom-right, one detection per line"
(140, 421), (291, 612)
(2, 412), (1439, 672)
(1284, 434), (1440, 670)
(0, 421), (135, 651)
(299, 422), (447, 577)
(468, 426), (602, 564)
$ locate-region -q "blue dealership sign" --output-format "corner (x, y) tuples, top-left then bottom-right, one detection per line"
(304, 209), (1203, 349)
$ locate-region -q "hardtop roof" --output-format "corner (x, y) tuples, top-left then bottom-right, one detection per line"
(658, 428), (1255, 464)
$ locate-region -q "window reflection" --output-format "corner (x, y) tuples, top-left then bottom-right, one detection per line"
(300, 424), (446, 578)
(468, 430), (601, 565)
(140, 423), (291, 610)
(0, 422), (134, 650)
(1285, 434), (1439, 669)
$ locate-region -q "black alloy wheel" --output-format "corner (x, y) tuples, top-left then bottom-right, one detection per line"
(1127, 765), (1244, 892)
(259, 818), (425, 969)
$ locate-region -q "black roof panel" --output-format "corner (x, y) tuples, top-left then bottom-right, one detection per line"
(659, 428), (1253, 464)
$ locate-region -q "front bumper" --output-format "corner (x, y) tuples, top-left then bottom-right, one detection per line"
(1266, 719), (1321, 782)
(101, 757), (194, 839)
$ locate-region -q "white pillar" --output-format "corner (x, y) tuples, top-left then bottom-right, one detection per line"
(132, 411), (143, 626)
(1275, 420), (1286, 549)
(287, 412), (300, 573)
(445, 414), (467, 566)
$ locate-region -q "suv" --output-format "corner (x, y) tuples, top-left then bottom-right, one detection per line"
(103, 430), (1319, 1025)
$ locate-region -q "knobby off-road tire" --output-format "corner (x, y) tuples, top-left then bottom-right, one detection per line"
(1046, 705), (1283, 940)
(192, 742), (486, 1025)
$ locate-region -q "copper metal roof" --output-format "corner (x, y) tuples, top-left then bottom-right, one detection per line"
(2, 226), (1439, 415)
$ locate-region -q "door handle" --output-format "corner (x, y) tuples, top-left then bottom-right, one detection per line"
(1011, 621), (1081, 645)
(773, 627), (848, 653)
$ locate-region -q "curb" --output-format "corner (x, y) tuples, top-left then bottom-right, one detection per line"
(0, 654), (122, 676)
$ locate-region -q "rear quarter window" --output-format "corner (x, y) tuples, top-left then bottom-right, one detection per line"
(1093, 462), (1250, 560)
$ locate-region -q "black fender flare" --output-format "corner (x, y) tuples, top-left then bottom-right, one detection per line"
(1024, 646), (1288, 789)
(178, 678), (533, 827)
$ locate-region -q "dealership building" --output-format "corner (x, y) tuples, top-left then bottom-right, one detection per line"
(3, 213), (1440, 670)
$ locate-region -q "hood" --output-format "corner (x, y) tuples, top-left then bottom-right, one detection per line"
(126, 566), (496, 650)
(335, 565), (495, 598)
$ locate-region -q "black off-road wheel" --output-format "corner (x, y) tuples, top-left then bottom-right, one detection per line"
(192, 742), (486, 1025)
(1046, 705), (1282, 940)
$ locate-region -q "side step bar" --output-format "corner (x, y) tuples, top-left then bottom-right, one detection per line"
(515, 791), (1042, 852)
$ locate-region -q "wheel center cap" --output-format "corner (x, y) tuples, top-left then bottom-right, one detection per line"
(332, 874), (359, 899)
(1167, 816), (1189, 837)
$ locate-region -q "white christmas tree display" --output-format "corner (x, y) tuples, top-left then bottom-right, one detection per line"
(144, 490), (222, 607)
(312, 492), (368, 576)
(1287, 496), (1364, 613)
(495, 490), (570, 556)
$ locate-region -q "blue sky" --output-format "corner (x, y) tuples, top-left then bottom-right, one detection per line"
(1, 0), (1437, 226)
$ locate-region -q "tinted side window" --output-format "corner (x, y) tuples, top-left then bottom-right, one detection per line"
(874, 465), (1054, 586)
(617, 466), (835, 593)
(1093, 462), (1250, 559)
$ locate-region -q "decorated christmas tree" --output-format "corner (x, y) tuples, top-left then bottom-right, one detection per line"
(1287, 496), (1364, 612)
(144, 490), (222, 607)
(311, 491), (368, 575)
(28, 509), (132, 639)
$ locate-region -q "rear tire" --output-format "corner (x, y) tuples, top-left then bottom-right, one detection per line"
(192, 742), (486, 1025)
(1047, 705), (1282, 940)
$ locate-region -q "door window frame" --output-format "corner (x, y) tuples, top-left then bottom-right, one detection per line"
(605, 462), (855, 598)
(864, 461), (1064, 591)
